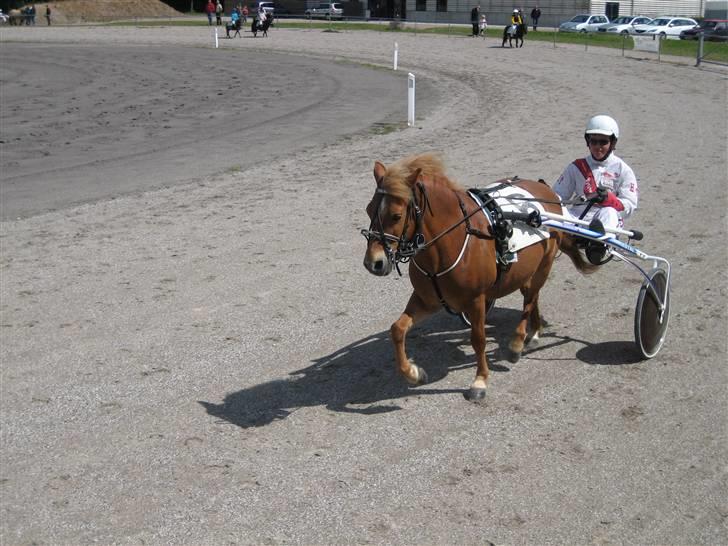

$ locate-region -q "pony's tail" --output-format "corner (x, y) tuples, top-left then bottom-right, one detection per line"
(558, 233), (598, 275)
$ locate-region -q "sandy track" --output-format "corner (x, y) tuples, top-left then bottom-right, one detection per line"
(1, 25), (727, 545)
(0, 41), (433, 218)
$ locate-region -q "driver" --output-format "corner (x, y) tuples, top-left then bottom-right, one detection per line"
(553, 114), (639, 260)
(511, 8), (523, 26)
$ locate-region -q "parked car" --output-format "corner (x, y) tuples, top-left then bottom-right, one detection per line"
(559, 14), (609, 33)
(679, 19), (728, 40)
(632, 16), (698, 39)
(598, 15), (652, 35)
(304, 2), (343, 19)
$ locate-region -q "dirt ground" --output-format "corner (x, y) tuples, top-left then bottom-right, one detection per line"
(11, 0), (181, 24)
(1, 24), (727, 545)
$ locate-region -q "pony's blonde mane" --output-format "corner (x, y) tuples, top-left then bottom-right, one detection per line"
(382, 153), (463, 200)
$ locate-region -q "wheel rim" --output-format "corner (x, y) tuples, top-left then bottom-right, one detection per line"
(634, 269), (670, 359)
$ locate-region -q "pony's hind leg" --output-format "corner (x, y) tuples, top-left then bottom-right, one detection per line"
(509, 244), (558, 362)
(390, 292), (438, 386)
(524, 294), (543, 346)
(508, 285), (536, 363)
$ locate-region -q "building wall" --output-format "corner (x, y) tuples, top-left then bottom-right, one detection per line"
(405, 0), (705, 25)
(705, 0), (728, 17)
(591, 0), (705, 17)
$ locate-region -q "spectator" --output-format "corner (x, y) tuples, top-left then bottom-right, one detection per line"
(530, 5), (541, 31)
(241, 4), (248, 22)
(470, 4), (480, 37)
(215, 1), (223, 25)
(205, 0), (215, 25)
(479, 13), (487, 36)
(45, 4), (51, 25)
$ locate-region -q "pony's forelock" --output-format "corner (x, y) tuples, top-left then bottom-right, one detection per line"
(381, 153), (460, 199)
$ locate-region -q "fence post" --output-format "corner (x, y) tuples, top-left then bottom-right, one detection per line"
(407, 73), (415, 127)
(696, 33), (704, 66)
(657, 34), (661, 63)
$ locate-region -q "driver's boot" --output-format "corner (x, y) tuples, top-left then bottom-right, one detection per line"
(585, 218), (609, 265)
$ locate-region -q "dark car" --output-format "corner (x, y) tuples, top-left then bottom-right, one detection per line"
(679, 19), (728, 40)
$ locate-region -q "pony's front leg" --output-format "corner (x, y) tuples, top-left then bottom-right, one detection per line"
(465, 296), (488, 401)
(391, 292), (437, 386)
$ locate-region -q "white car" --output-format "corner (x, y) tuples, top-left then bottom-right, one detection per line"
(598, 15), (652, 35)
(559, 14), (610, 33)
(632, 16), (698, 39)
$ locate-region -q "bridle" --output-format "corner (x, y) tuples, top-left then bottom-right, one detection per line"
(360, 182), (429, 275)
(360, 179), (492, 276)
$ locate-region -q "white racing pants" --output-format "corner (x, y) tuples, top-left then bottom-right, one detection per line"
(564, 206), (623, 232)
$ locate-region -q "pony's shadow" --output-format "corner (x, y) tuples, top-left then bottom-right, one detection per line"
(199, 308), (523, 428)
(199, 309), (643, 428)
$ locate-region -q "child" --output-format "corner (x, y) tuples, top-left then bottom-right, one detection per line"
(479, 14), (487, 36)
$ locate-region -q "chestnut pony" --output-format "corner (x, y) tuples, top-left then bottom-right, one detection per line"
(362, 153), (594, 400)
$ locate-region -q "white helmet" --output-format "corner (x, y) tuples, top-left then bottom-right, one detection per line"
(513, 9), (519, 13)
(585, 114), (620, 140)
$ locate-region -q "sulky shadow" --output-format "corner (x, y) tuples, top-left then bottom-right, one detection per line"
(199, 307), (523, 428)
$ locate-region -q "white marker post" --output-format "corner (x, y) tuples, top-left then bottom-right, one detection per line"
(215, 27), (219, 48)
(407, 72), (415, 127)
(393, 42), (398, 71)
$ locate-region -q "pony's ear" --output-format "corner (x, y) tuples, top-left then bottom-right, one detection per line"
(406, 168), (422, 188)
(373, 161), (386, 186)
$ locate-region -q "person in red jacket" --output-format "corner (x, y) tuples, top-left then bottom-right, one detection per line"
(205, 0), (215, 25)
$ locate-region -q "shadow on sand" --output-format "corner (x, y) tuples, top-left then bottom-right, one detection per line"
(199, 307), (641, 428)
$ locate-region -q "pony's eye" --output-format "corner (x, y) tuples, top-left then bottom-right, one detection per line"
(392, 214), (402, 222)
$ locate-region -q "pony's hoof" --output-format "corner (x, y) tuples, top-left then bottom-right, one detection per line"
(465, 387), (487, 402)
(507, 349), (521, 364)
(406, 364), (428, 386)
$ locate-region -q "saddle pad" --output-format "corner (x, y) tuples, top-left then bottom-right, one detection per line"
(468, 183), (553, 253)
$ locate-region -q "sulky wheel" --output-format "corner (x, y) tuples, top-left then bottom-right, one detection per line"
(634, 268), (670, 359)
(459, 299), (497, 328)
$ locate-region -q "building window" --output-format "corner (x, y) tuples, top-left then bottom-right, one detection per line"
(416, 0), (426, 11)
(436, 0), (446, 11)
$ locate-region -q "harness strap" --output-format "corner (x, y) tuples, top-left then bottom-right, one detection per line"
(414, 265), (463, 317)
(573, 158), (597, 194)
(466, 186), (514, 267)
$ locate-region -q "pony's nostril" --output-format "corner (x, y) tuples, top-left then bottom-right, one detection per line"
(374, 260), (384, 271)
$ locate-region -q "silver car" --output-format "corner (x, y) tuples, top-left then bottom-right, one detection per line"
(598, 15), (652, 35)
(559, 14), (610, 33)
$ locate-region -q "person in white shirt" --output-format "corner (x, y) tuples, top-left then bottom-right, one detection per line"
(553, 114), (639, 262)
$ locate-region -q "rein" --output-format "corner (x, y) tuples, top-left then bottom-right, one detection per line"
(361, 180), (512, 277)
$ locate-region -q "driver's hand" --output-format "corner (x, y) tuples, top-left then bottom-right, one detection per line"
(594, 186), (608, 203)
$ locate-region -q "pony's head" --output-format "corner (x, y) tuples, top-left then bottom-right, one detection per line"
(362, 153), (445, 276)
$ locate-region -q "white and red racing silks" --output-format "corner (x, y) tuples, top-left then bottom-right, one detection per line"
(554, 153), (639, 219)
